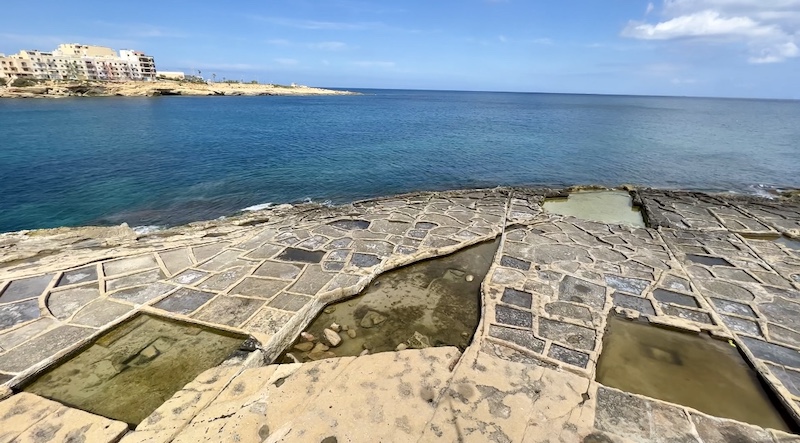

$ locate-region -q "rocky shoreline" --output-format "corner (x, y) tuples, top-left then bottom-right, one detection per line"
(0, 80), (358, 99)
(1, 185), (799, 442)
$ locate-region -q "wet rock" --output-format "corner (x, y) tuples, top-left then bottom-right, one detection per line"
(311, 343), (330, 353)
(465, 274), (474, 282)
(324, 328), (342, 347)
(294, 342), (314, 352)
(347, 329), (357, 339)
(360, 311), (387, 328)
(396, 343), (409, 351)
(301, 332), (315, 342)
(307, 350), (337, 361)
(407, 331), (431, 349)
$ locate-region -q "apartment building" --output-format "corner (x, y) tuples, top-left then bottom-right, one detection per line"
(0, 44), (157, 82)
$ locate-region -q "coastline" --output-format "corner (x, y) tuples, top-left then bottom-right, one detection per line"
(1, 185), (799, 441)
(0, 80), (358, 99)
(2, 185), (798, 272)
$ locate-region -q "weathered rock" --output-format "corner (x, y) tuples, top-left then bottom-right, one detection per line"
(300, 332), (315, 342)
(307, 350), (337, 361)
(293, 342), (314, 352)
(360, 311), (387, 328)
(324, 328), (342, 347)
(330, 323), (341, 332)
(407, 331), (432, 349)
(311, 342), (330, 353)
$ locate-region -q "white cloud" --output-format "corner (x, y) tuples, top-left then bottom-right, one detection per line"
(622, 1), (800, 63)
(275, 58), (299, 66)
(749, 40), (799, 63)
(623, 10), (780, 39)
(646, 2), (655, 15)
(309, 41), (349, 51)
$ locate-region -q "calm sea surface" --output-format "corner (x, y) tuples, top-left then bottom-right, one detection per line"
(0, 90), (798, 233)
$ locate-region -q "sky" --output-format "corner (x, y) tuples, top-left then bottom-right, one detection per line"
(2, 0), (799, 98)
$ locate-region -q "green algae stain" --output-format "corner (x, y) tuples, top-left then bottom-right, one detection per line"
(24, 314), (247, 426)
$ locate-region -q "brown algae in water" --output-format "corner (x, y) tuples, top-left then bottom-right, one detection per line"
(281, 238), (500, 362)
(596, 315), (791, 431)
(543, 190), (645, 228)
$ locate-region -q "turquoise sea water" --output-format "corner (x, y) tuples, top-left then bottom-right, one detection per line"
(0, 90), (798, 233)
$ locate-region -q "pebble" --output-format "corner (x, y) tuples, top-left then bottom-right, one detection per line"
(359, 349), (369, 357)
(324, 306), (336, 314)
(300, 332), (315, 342)
(347, 329), (357, 339)
(342, 325), (349, 331)
(465, 274), (474, 282)
(395, 343), (408, 351)
(324, 328), (342, 347)
(330, 323), (341, 332)
(293, 342), (314, 352)
(308, 351), (337, 361)
(312, 342), (330, 353)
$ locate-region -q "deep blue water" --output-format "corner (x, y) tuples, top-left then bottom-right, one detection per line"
(1, 90), (798, 233)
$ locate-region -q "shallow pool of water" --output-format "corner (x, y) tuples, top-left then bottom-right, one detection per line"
(280, 238), (500, 362)
(596, 316), (791, 431)
(23, 314), (248, 425)
(543, 191), (645, 228)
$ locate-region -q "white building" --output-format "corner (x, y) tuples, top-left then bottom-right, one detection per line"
(0, 44), (157, 82)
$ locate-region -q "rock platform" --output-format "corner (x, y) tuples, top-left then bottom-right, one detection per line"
(1, 187), (799, 442)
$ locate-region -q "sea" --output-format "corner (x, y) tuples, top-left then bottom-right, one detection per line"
(0, 89), (798, 233)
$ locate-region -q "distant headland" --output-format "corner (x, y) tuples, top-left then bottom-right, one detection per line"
(0, 42), (356, 98)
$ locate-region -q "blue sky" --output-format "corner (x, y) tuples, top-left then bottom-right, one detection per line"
(2, 0), (798, 98)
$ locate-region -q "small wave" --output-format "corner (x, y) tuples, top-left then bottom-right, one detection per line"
(242, 202), (274, 212)
(746, 184), (780, 200)
(133, 225), (163, 235)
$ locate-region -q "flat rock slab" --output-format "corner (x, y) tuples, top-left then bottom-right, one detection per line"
(71, 299), (133, 328)
(193, 296), (265, 327)
(595, 386), (701, 443)
(153, 288), (216, 315)
(162, 347), (461, 442)
(56, 266), (98, 287)
(421, 346), (594, 442)
(0, 325), (94, 373)
(103, 255), (158, 276)
(0, 274), (53, 304)
(47, 286), (101, 320)
(0, 299), (41, 331)
(0, 392), (129, 443)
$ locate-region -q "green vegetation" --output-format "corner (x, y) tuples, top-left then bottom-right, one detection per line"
(183, 75), (206, 84)
(11, 78), (38, 87)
